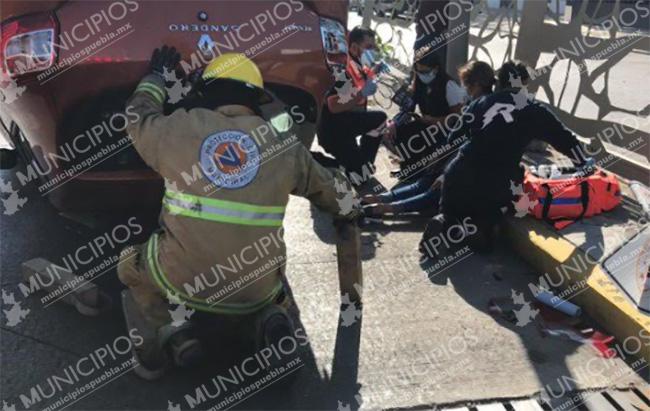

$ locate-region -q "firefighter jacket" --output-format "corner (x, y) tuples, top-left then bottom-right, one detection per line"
(126, 73), (352, 315)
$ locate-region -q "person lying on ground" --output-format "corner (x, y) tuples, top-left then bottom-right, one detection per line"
(361, 170), (439, 217)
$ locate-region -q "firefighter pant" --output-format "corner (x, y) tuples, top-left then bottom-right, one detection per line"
(117, 243), (292, 332)
(117, 243), (172, 329)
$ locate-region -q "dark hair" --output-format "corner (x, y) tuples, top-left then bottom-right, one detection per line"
(349, 26), (375, 45)
(414, 46), (441, 68)
(497, 60), (530, 90)
(458, 61), (495, 93)
(185, 78), (263, 115)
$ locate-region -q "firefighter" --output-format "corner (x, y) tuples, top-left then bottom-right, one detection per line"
(119, 46), (356, 380)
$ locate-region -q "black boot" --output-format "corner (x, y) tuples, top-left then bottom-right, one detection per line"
(254, 304), (300, 375)
(158, 323), (205, 368)
(419, 214), (466, 259)
(168, 331), (205, 368)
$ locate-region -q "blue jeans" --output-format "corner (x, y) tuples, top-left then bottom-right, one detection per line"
(378, 174), (440, 213)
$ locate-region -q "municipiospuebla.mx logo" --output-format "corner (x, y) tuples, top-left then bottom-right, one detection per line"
(0, 178), (28, 216)
(482, 73), (532, 129)
(0, 77), (26, 105)
(1, 289), (30, 327)
(510, 289), (539, 327)
(333, 172), (360, 216)
(162, 67), (191, 104)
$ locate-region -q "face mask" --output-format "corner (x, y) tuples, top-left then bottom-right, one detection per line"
(417, 70), (436, 84)
(360, 49), (377, 67)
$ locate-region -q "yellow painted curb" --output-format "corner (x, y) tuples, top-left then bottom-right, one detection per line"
(503, 217), (650, 365)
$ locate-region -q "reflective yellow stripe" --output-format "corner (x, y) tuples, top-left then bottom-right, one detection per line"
(163, 190), (285, 227)
(146, 233), (282, 315)
(135, 82), (165, 104)
(166, 190), (285, 213)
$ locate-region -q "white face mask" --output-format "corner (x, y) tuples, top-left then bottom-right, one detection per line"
(360, 49), (377, 67)
(417, 70), (436, 84)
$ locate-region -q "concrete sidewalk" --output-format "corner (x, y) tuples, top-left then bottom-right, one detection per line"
(1, 149), (646, 410)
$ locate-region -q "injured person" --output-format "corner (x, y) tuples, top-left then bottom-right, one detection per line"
(361, 170), (439, 217)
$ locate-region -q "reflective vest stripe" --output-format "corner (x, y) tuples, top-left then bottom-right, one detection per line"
(135, 82), (165, 104)
(163, 190), (285, 227)
(146, 233), (282, 315)
(166, 190), (285, 213)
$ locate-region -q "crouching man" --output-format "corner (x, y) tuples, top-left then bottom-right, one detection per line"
(421, 61), (591, 256)
(118, 46), (356, 379)
(317, 26), (389, 187)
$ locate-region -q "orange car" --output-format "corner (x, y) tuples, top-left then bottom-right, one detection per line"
(0, 0), (348, 210)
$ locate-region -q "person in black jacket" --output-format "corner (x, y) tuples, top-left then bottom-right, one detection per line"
(420, 61), (590, 255)
(391, 46), (467, 180)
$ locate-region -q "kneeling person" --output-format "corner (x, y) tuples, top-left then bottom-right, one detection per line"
(119, 47), (355, 379)
(421, 61), (590, 255)
(317, 26), (388, 186)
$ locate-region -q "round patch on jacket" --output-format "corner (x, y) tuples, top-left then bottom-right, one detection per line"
(199, 130), (260, 189)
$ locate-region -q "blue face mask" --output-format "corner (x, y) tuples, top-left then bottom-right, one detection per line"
(417, 70), (436, 84)
(360, 49), (377, 67)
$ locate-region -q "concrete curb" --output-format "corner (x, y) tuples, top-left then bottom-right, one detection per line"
(502, 217), (650, 367)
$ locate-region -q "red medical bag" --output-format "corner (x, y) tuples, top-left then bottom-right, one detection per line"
(523, 168), (622, 229)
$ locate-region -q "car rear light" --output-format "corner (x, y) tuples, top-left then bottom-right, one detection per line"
(319, 17), (348, 69)
(1, 13), (58, 77)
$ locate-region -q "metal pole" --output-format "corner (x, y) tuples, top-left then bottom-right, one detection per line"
(362, 0), (376, 28)
(445, 0), (471, 80)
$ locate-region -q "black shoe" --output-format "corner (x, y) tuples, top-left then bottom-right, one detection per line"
(419, 214), (445, 257)
(311, 152), (339, 169)
(255, 305), (300, 376)
(256, 305), (295, 350)
(167, 330), (205, 368)
(419, 214), (466, 258)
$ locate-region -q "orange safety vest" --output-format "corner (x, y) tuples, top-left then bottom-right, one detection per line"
(346, 56), (375, 107)
(522, 168), (621, 229)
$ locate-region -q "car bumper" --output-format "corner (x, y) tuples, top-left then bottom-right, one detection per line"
(48, 169), (163, 212)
